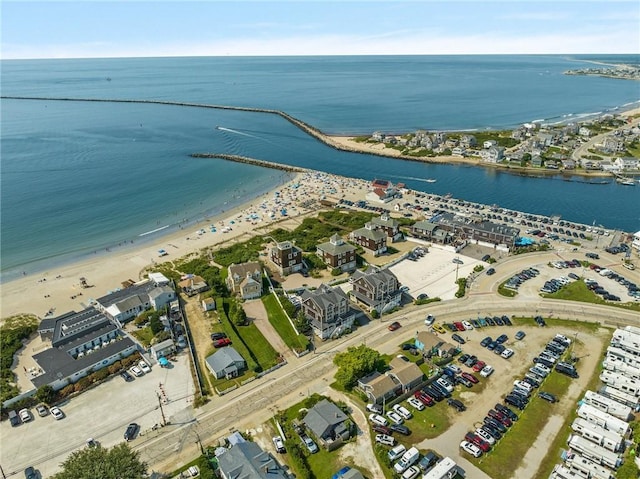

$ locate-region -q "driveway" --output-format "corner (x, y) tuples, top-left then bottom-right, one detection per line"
(243, 299), (296, 361)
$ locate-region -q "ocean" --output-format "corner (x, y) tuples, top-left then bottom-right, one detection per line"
(1, 55), (639, 281)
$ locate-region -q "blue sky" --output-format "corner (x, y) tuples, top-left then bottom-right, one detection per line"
(2, 1), (639, 59)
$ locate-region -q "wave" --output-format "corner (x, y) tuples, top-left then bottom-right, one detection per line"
(216, 126), (260, 139)
(139, 224), (170, 236)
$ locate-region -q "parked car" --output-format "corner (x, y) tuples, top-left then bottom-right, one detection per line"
(451, 333), (466, 345)
(538, 391), (558, 403)
(24, 467), (37, 479)
(386, 410), (404, 425)
(369, 413), (388, 427)
(402, 466), (421, 479)
(465, 432), (491, 452)
(302, 435), (318, 454)
(50, 406), (64, 420)
(120, 370), (134, 382)
(210, 332), (227, 340)
(447, 398), (466, 412)
(460, 440), (482, 458)
(372, 424), (393, 435)
(36, 404), (49, 417)
(418, 451), (439, 471)
(138, 361), (151, 374)
(472, 360), (486, 372)
(462, 321), (474, 330)
(388, 444), (407, 461)
(213, 337), (232, 348)
(124, 423), (139, 441)
(481, 336), (492, 347)
(393, 404), (413, 420)
(425, 314), (435, 326)
(375, 434), (395, 446)
(19, 409), (32, 423)
(388, 321), (401, 331)
(501, 348), (514, 359)
(515, 330), (526, 340)
(480, 365), (494, 377)
(486, 268), (496, 275)
(366, 403), (383, 414)
(407, 397), (425, 411)
(129, 366), (144, 377)
(461, 372), (479, 384)
(8, 410), (20, 427)
(389, 424), (411, 436)
(272, 435), (286, 453)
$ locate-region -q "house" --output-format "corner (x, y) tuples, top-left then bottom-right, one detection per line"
(537, 131), (556, 147)
(303, 399), (351, 449)
(460, 134), (477, 148)
(205, 347), (246, 379)
(300, 284), (356, 340)
(226, 262), (263, 300)
(479, 146), (505, 163)
(367, 179), (399, 204)
(357, 371), (400, 404)
(579, 126), (592, 137)
(31, 307), (137, 391)
(432, 212), (520, 249)
(451, 146), (466, 157)
(202, 297), (216, 312)
(370, 213), (402, 242)
(350, 267), (402, 314)
(531, 155), (543, 168)
(600, 136), (625, 153)
(217, 441), (288, 479)
(371, 131), (385, 142)
(388, 357), (424, 392)
(316, 234), (357, 273)
(615, 157), (639, 171)
(178, 275), (209, 296)
(561, 159), (576, 170)
(350, 223), (387, 256)
(150, 338), (176, 360)
(483, 140), (497, 149)
(94, 276), (177, 324)
(415, 331), (458, 357)
(270, 240), (303, 275)
(410, 220), (453, 244)
(581, 159), (601, 170)
(632, 231), (640, 252)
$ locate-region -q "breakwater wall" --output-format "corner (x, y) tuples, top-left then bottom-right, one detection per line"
(190, 153), (308, 173)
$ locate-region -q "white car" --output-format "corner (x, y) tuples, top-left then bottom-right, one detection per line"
(402, 466), (421, 479)
(375, 434), (395, 446)
(436, 377), (454, 393)
(533, 363), (551, 374)
(501, 348), (514, 359)
(462, 320), (473, 330)
(407, 397), (425, 411)
(514, 380), (533, 392)
(393, 404), (413, 420)
(480, 365), (494, 378)
(475, 428), (496, 445)
(50, 406), (64, 420)
(138, 361), (151, 374)
(130, 366), (144, 377)
(447, 364), (462, 374)
(19, 408), (32, 422)
(388, 444), (406, 461)
(368, 413), (388, 427)
(425, 314), (435, 326)
(386, 410), (404, 425)
(460, 440), (482, 458)
(272, 436), (285, 453)
(366, 403), (383, 414)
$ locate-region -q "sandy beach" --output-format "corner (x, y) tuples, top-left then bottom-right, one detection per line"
(0, 171), (372, 320)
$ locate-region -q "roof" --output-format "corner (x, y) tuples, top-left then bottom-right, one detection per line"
(388, 358), (424, 385)
(300, 284), (348, 311)
(148, 272), (170, 285)
(341, 470), (365, 479)
(317, 236), (355, 256)
(370, 214), (398, 229)
(351, 268), (398, 289)
(303, 399), (348, 439)
(206, 347), (246, 374)
(32, 335), (135, 388)
(149, 285), (175, 300)
(434, 212), (520, 239)
(416, 331), (442, 350)
(217, 441), (287, 479)
(49, 307), (113, 347)
(358, 371), (397, 398)
(95, 279), (158, 308)
(351, 225), (386, 242)
(178, 275), (207, 288)
(412, 220), (438, 232)
(150, 339), (175, 353)
(228, 262), (262, 279)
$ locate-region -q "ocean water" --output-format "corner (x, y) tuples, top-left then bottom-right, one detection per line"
(1, 55), (639, 281)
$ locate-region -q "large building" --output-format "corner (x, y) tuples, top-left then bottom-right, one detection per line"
(217, 440), (288, 479)
(350, 267), (401, 313)
(301, 284), (356, 340)
(431, 212), (520, 248)
(226, 262), (263, 300)
(270, 240), (303, 276)
(316, 234), (357, 273)
(32, 307), (137, 390)
(349, 223), (387, 256)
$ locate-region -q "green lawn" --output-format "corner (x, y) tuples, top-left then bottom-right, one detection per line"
(130, 326), (154, 347)
(262, 294), (310, 352)
(542, 279), (640, 312)
(497, 282), (517, 297)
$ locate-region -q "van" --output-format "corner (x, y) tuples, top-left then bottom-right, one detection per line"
(394, 447), (420, 474)
(388, 444), (407, 461)
(8, 410), (20, 427)
(375, 434), (395, 446)
(368, 413), (388, 427)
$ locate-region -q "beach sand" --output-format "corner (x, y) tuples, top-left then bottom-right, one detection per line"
(0, 171), (371, 320)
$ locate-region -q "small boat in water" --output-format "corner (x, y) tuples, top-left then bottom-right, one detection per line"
(425, 178), (437, 183)
(616, 176), (636, 186)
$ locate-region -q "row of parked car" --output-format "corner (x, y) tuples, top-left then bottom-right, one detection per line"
(460, 402), (520, 458)
(480, 332), (517, 359)
(540, 274), (580, 294)
(8, 403), (65, 427)
(589, 265), (639, 299)
(503, 267), (540, 291)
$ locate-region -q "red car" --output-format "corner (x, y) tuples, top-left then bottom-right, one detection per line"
(213, 338), (232, 348)
(388, 321), (401, 331)
(464, 432), (491, 452)
(414, 391), (434, 406)
(472, 361), (486, 373)
(454, 322), (466, 332)
(461, 372), (479, 384)
(488, 409), (512, 427)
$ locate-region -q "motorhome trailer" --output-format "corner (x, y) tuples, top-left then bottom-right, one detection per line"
(600, 385), (640, 411)
(565, 452), (616, 479)
(582, 390), (632, 421)
(568, 434), (623, 470)
(576, 404), (631, 437)
(571, 418), (625, 453)
(599, 370), (640, 397)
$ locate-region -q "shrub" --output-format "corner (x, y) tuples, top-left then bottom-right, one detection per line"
(455, 278), (467, 298)
(370, 309), (379, 319)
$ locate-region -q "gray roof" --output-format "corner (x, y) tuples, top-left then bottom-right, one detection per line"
(228, 262), (262, 279)
(32, 335), (135, 388)
(49, 307), (112, 347)
(435, 212), (519, 239)
(95, 279), (159, 308)
(370, 214), (398, 229)
(317, 235), (355, 256)
(217, 441), (287, 479)
(206, 347), (245, 374)
(412, 220), (438, 232)
(303, 399), (348, 440)
(300, 284), (348, 311)
(351, 268), (398, 289)
(351, 225), (386, 241)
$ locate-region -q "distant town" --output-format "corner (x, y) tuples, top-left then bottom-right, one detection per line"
(565, 65), (640, 81)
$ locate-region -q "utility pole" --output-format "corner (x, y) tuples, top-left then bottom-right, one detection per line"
(157, 392), (167, 426)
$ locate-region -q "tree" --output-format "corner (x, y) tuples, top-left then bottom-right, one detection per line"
(229, 301), (247, 326)
(294, 310), (310, 333)
(333, 345), (384, 390)
(51, 443), (147, 479)
(35, 385), (56, 404)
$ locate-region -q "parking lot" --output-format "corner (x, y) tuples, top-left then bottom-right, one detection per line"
(390, 245), (486, 301)
(0, 352), (195, 478)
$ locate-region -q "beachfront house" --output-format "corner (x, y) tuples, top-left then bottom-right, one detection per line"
(94, 274), (177, 325)
(178, 275), (209, 297)
(300, 284), (356, 340)
(410, 220), (453, 245)
(226, 262), (263, 300)
(349, 223), (387, 256)
(350, 267), (402, 314)
(31, 307), (137, 391)
(370, 213), (403, 242)
(432, 212), (520, 249)
(480, 146), (505, 163)
(316, 234), (357, 273)
(615, 157), (639, 171)
(269, 240), (303, 276)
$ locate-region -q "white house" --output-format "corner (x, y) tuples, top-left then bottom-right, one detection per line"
(615, 157), (639, 171)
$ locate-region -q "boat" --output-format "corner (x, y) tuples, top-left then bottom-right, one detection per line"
(616, 176), (636, 186)
(425, 178), (437, 183)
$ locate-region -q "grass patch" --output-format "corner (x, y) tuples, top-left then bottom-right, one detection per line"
(511, 316), (603, 334)
(262, 294), (310, 352)
(542, 280), (640, 312)
(130, 326), (154, 347)
(497, 282), (517, 298)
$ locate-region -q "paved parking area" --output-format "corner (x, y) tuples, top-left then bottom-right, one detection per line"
(0, 353), (195, 478)
(390, 245), (485, 300)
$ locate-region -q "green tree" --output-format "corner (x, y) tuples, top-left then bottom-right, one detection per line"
(333, 345), (384, 390)
(229, 302), (247, 326)
(148, 311), (163, 335)
(35, 385), (56, 404)
(51, 443), (147, 479)
(294, 310), (310, 333)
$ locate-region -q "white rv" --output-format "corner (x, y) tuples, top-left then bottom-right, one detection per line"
(549, 464), (584, 479)
(571, 418), (625, 453)
(582, 390), (632, 421)
(565, 452), (616, 479)
(599, 370), (640, 397)
(612, 327), (640, 346)
(606, 346), (640, 368)
(603, 356), (640, 381)
(600, 385), (640, 410)
(422, 457), (460, 479)
(576, 404), (631, 437)
(568, 434), (623, 470)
